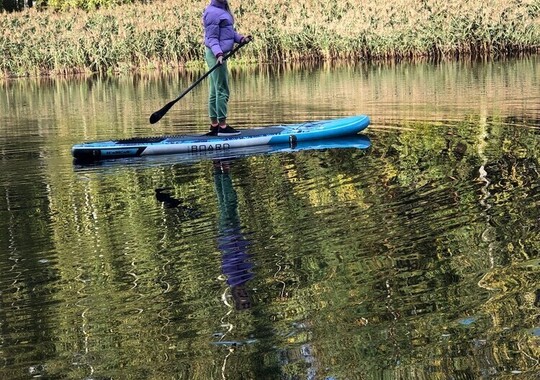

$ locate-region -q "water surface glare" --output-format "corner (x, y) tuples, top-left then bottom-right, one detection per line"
(0, 57), (539, 379)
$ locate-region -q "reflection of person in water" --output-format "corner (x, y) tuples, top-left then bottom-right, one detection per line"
(214, 160), (254, 310)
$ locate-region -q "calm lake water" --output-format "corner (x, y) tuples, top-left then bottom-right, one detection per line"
(1, 56), (539, 379)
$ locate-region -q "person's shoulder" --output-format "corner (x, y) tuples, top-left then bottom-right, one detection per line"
(203, 5), (225, 21)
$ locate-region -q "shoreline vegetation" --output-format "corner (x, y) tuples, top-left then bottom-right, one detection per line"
(1, 0), (539, 78)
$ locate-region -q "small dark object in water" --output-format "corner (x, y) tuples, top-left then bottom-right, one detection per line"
(155, 188), (201, 218)
(453, 142), (467, 160)
(155, 187), (182, 208)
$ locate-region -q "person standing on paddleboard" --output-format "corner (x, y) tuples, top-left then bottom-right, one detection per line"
(203, 0), (252, 136)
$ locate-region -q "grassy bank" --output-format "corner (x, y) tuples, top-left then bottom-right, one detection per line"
(1, 0), (539, 77)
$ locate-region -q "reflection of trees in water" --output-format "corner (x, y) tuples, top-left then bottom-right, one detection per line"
(260, 117), (540, 378)
(477, 152), (540, 370)
(1, 107), (539, 378)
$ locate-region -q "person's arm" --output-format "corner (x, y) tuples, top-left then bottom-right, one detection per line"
(233, 31), (244, 44)
(203, 14), (223, 57)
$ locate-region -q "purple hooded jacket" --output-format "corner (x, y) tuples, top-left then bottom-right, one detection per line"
(203, 0), (244, 57)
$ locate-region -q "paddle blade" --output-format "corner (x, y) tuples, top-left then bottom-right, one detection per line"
(149, 101), (175, 124)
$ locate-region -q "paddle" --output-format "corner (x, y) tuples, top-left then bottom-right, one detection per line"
(149, 41), (248, 124)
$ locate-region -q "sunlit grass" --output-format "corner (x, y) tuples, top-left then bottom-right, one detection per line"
(1, 0), (539, 77)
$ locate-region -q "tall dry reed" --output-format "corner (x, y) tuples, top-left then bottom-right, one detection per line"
(1, 0), (539, 77)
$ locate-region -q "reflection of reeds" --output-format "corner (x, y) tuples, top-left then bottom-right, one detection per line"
(1, 0), (539, 77)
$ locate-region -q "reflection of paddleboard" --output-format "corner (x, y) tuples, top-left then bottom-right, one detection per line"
(71, 115), (370, 161)
(73, 135), (371, 169)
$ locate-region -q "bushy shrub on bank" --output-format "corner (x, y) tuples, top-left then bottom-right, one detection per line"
(1, 0), (539, 77)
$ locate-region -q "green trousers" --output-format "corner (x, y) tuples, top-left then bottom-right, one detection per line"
(205, 48), (230, 122)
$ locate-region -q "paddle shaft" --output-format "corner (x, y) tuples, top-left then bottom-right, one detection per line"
(149, 42), (247, 124)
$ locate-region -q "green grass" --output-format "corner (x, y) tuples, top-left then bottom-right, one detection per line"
(1, 0), (539, 77)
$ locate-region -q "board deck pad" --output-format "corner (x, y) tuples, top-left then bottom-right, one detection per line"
(116, 136), (168, 144)
(115, 127), (287, 145)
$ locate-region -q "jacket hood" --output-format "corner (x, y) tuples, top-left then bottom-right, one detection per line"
(210, 0), (228, 9)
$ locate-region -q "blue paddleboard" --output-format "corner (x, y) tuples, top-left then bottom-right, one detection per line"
(73, 135), (371, 169)
(71, 115), (370, 161)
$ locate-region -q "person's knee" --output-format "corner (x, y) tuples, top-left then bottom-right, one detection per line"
(217, 89), (229, 102)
